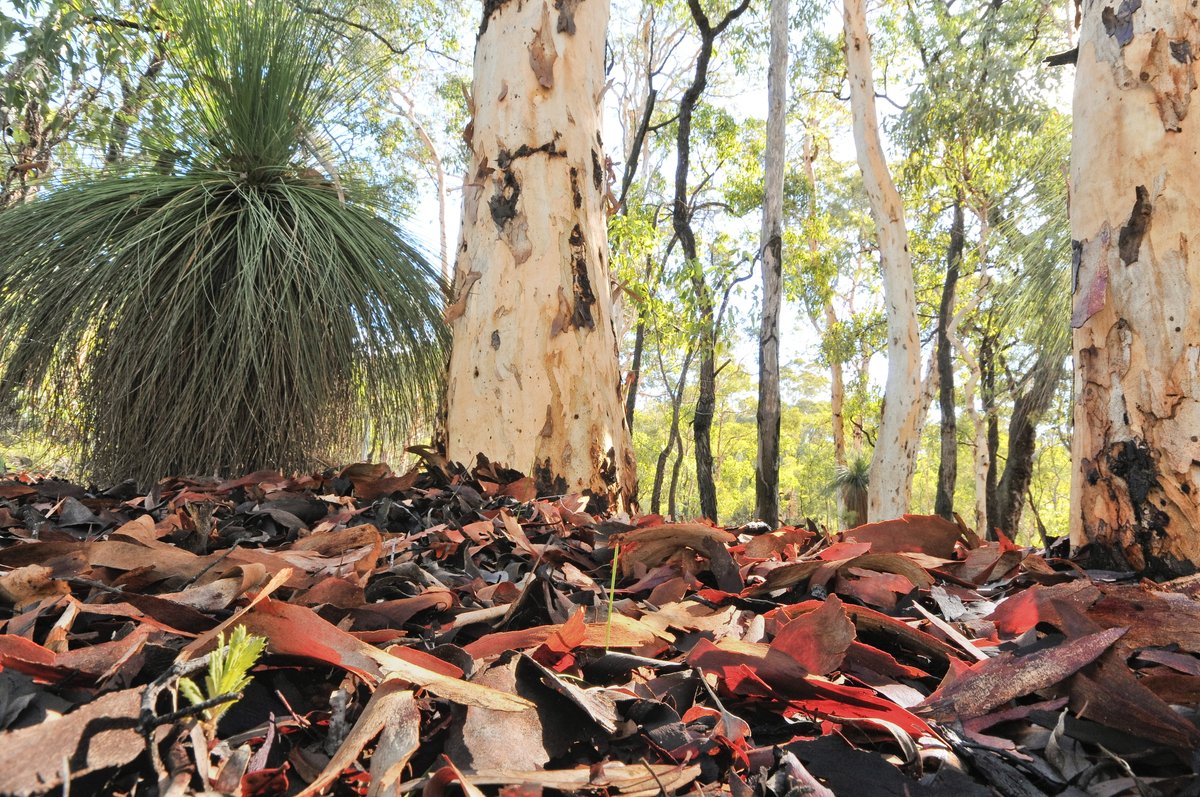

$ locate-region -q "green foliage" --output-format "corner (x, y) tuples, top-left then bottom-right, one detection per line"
(179, 626), (267, 725)
(0, 0), (448, 484)
(828, 452), (870, 528)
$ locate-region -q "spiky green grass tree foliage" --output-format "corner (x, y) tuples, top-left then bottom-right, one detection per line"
(828, 454), (870, 529)
(0, 0), (447, 484)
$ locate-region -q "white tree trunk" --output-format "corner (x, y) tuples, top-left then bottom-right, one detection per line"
(445, 0), (636, 512)
(800, 127), (848, 527)
(755, 0), (788, 527)
(1070, 0), (1200, 574)
(843, 0), (924, 521)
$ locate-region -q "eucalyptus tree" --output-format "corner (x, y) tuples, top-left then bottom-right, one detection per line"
(755, 0), (789, 528)
(1070, 0), (1200, 575)
(444, 0), (637, 511)
(842, 0), (923, 521)
(894, 0), (1066, 531)
(0, 0), (447, 483)
(671, 0), (752, 522)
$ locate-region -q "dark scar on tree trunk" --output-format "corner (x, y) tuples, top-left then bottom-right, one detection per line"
(570, 167), (582, 208)
(489, 169), (520, 229)
(1101, 0), (1141, 47)
(592, 149), (603, 191)
(479, 0), (513, 34)
(1118, 185), (1151, 265)
(498, 140), (564, 167)
(532, 458), (570, 499)
(568, 224), (596, 329)
(555, 0), (583, 34)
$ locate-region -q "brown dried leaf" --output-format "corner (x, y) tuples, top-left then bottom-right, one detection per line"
(0, 687), (163, 796)
(844, 514), (965, 559)
(919, 626), (1127, 720)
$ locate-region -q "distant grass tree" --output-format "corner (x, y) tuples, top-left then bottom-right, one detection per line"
(0, 0), (447, 484)
(828, 453), (870, 529)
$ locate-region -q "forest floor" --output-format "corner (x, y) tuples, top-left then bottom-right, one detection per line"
(0, 457), (1198, 797)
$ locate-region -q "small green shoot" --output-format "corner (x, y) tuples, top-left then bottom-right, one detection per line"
(605, 542), (621, 651)
(179, 626), (267, 727)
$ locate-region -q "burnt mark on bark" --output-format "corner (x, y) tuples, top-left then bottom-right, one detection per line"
(491, 330), (501, 350)
(532, 458), (570, 499)
(1108, 438), (1159, 524)
(489, 168), (521, 229)
(1171, 39), (1192, 64)
(766, 232), (782, 267)
(1101, 0), (1141, 47)
(568, 224), (596, 329)
(1118, 186), (1152, 265)
(555, 0), (582, 34)
(570, 166), (582, 208)
(591, 149), (603, 191)
(497, 140), (564, 168)
(581, 446), (619, 515)
(488, 143), (564, 230)
(1071, 239), (1083, 292)
(479, 0), (513, 35)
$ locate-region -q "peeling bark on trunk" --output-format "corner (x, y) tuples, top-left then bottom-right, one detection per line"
(934, 199), (965, 519)
(843, 0), (924, 521)
(1070, 0), (1200, 575)
(445, 0), (636, 513)
(755, 0), (788, 529)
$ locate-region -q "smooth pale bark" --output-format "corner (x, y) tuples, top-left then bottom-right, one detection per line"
(755, 0), (788, 528)
(843, 0), (924, 521)
(934, 199), (964, 519)
(445, 0), (636, 513)
(1070, 0), (1200, 575)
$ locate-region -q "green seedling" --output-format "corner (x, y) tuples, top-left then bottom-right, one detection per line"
(605, 542), (621, 651)
(179, 626), (267, 727)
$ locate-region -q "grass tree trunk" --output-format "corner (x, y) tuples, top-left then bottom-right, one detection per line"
(1070, 0), (1200, 575)
(843, 0), (924, 521)
(934, 198), (964, 519)
(755, 0), (788, 528)
(445, 0), (636, 513)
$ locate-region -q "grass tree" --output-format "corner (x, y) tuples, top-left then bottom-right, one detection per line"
(0, 0), (447, 484)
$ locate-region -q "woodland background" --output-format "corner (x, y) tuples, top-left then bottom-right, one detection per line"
(0, 0), (1074, 538)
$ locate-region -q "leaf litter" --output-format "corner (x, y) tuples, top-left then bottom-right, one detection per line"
(0, 458), (1198, 796)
